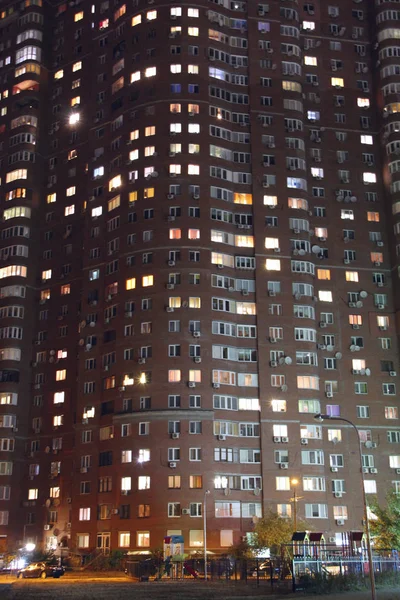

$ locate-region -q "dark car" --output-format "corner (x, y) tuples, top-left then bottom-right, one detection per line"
(249, 560), (280, 579)
(17, 562), (65, 579)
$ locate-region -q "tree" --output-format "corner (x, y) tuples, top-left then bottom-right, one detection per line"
(369, 492), (400, 552)
(251, 510), (295, 556)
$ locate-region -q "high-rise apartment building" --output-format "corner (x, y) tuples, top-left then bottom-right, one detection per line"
(0, 0), (399, 557)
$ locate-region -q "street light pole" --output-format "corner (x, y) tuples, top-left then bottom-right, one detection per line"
(203, 489), (210, 581)
(314, 414), (377, 600)
(290, 478), (299, 532)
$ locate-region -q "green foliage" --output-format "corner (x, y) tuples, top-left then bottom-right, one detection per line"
(228, 538), (253, 559)
(27, 549), (56, 564)
(369, 491), (400, 552)
(251, 510), (295, 556)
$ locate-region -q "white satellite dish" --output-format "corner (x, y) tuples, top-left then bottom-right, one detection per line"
(311, 245), (321, 254)
(285, 356), (292, 365)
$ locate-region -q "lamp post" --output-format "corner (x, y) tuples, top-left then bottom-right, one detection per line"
(314, 414), (376, 600)
(290, 478), (299, 532)
(203, 489), (210, 581)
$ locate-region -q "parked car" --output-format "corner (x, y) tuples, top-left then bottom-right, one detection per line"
(249, 560), (280, 579)
(17, 562), (65, 579)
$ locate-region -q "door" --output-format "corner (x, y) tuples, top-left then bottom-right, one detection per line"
(96, 532), (110, 555)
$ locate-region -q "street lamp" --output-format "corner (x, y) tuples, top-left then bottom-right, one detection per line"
(203, 489), (210, 581)
(290, 478), (299, 532)
(314, 414), (376, 600)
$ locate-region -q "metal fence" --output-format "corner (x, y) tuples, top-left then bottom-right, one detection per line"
(125, 554), (400, 593)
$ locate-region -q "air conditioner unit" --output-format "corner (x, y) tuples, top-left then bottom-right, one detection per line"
(270, 360), (278, 367)
(193, 331), (201, 338)
(352, 324), (360, 330)
(336, 519), (345, 526)
(218, 434), (226, 441)
(319, 322), (327, 328)
(67, 498), (72, 504)
(331, 467), (338, 472)
(377, 304), (385, 310)
(172, 432), (180, 439)
(242, 289), (249, 296)
(281, 437), (289, 443)
(377, 241), (384, 247)
(166, 307), (175, 313)
(169, 462), (177, 468)
(370, 468), (378, 474)
(168, 260), (176, 266)
(269, 337), (277, 344)
(273, 436), (282, 443)
(44, 525), (50, 530)
(194, 357), (202, 363)
(182, 508), (190, 515)
(188, 381), (196, 388)
(213, 382), (220, 389)
(112, 509), (119, 515)
(329, 537), (336, 543)
(301, 438), (308, 445)
(280, 463), (288, 469)
(80, 467), (88, 473)
(349, 302), (356, 308)
(334, 492), (342, 498)
(274, 247), (281, 253)
(390, 371), (397, 377)
(119, 386), (125, 392)
(138, 358), (146, 365)
(268, 290), (276, 297)
(326, 392), (333, 398)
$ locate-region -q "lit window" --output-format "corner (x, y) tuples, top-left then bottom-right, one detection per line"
(28, 488), (38, 500)
(145, 126), (156, 137)
(367, 211), (379, 222)
(66, 186), (76, 196)
(144, 187), (154, 199)
(147, 10), (157, 20)
(317, 269), (330, 280)
(56, 369), (66, 381)
(358, 98), (370, 108)
(145, 67), (156, 78)
(130, 129), (139, 141)
(188, 8), (199, 17)
(264, 195), (278, 207)
(119, 532), (130, 548)
(144, 146), (155, 157)
(189, 297), (201, 309)
(54, 70), (64, 80)
(79, 508), (90, 521)
(170, 64), (182, 74)
(331, 77), (344, 88)
(72, 61), (82, 72)
(170, 229), (181, 240)
(371, 252), (383, 263)
(188, 229), (200, 240)
(169, 164), (181, 175)
(142, 275), (154, 287)
(121, 476), (132, 491)
(61, 285), (70, 295)
(318, 291), (333, 302)
(349, 314), (362, 326)
(304, 56), (317, 66)
(74, 11), (84, 22)
(266, 259), (281, 271)
(54, 392), (65, 404)
(265, 237), (279, 250)
(137, 532), (150, 547)
(71, 96), (80, 107)
(168, 369), (181, 382)
(170, 103), (181, 113)
(169, 297), (181, 308)
(65, 205), (75, 216)
(345, 271), (359, 282)
(132, 15), (142, 26)
(363, 172), (376, 184)
(131, 71), (141, 83)
(129, 149), (139, 161)
(188, 164), (200, 175)
(234, 193), (252, 205)
(47, 193), (56, 204)
(109, 175), (122, 190)
(69, 113), (80, 125)
(126, 278), (136, 290)
(42, 269), (52, 281)
(188, 27), (199, 36)
(361, 135), (373, 145)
